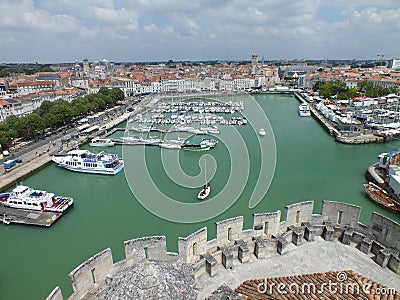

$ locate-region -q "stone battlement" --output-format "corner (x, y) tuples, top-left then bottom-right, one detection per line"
(46, 200), (400, 300)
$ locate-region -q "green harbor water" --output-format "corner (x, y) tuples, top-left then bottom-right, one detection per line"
(0, 94), (399, 300)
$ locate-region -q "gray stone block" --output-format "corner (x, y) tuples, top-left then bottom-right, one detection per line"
(277, 238), (288, 255)
(339, 226), (354, 246)
(201, 253), (218, 277)
(375, 248), (396, 268)
(219, 245), (234, 269)
(359, 237), (374, 255)
(235, 240), (250, 263)
(304, 224), (315, 242)
(388, 255), (400, 274)
(291, 227), (305, 246)
(322, 223), (335, 241)
(253, 236), (267, 259)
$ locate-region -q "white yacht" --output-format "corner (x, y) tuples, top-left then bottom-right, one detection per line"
(0, 185), (74, 213)
(52, 149), (124, 175)
(298, 104), (311, 117)
(89, 137), (115, 147)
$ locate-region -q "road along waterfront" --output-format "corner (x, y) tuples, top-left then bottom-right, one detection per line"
(0, 93), (399, 299)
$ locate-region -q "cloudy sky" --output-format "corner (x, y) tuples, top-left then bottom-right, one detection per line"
(1, 0), (399, 63)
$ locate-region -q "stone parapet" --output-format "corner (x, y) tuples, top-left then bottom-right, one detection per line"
(46, 200), (400, 299)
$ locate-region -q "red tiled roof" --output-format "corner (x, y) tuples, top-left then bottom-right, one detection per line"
(235, 270), (399, 300)
(0, 99), (11, 107)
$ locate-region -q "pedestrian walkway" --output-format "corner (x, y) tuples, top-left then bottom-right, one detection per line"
(0, 112), (130, 191)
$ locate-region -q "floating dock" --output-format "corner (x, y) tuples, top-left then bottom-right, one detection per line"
(0, 206), (67, 227)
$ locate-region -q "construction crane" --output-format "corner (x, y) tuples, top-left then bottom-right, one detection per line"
(377, 53), (400, 67)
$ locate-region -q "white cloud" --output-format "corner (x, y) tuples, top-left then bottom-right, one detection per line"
(0, 0), (399, 61)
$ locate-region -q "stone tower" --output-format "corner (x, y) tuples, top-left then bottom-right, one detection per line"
(83, 58), (89, 76)
(251, 54), (258, 75)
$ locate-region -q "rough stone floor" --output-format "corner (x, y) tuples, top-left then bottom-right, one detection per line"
(196, 237), (400, 299)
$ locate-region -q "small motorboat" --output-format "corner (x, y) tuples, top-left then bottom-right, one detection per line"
(198, 183), (211, 200)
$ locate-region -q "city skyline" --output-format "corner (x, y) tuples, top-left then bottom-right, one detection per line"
(0, 0), (399, 63)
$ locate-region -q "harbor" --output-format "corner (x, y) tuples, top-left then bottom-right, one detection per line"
(1, 93), (399, 300)
(294, 91), (387, 144)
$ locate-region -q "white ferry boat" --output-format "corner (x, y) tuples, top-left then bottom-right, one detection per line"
(298, 104), (311, 117)
(0, 185), (74, 213)
(89, 137), (115, 147)
(52, 149), (124, 175)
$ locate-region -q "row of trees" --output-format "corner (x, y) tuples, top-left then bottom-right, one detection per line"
(0, 88), (124, 148)
(314, 80), (398, 100)
(0, 65), (54, 77)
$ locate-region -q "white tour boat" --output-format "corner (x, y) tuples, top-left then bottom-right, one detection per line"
(89, 137), (115, 147)
(0, 185), (74, 213)
(52, 149), (124, 175)
(298, 104), (311, 117)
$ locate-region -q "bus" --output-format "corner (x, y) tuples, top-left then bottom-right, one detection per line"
(81, 125), (100, 135)
(77, 123), (91, 133)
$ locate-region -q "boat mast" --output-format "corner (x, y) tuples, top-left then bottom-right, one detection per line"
(204, 159), (206, 184)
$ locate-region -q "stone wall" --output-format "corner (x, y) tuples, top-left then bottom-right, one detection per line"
(47, 200), (400, 299)
(370, 213), (400, 249)
(321, 200), (361, 226)
(69, 248), (114, 299)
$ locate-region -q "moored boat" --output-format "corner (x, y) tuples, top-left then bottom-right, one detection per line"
(159, 142), (181, 149)
(0, 185), (74, 213)
(363, 182), (398, 213)
(89, 137), (115, 147)
(52, 149), (124, 175)
(298, 104), (311, 117)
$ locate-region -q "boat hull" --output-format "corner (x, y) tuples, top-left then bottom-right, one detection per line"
(183, 146), (210, 152)
(363, 183), (398, 213)
(198, 186), (210, 200)
(54, 163), (124, 175)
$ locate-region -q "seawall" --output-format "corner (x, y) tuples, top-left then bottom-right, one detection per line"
(293, 92), (384, 144)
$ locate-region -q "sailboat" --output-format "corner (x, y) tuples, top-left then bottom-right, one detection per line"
(197, 159), (211, 200)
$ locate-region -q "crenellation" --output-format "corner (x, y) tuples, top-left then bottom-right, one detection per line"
(252, 211), (281, 237)
(370, 213), (400, 249)
(216, 216), (244, 244)
(124, 236), (168, 263)
(68, 248), (113, 299)
(284, 201), (314, 228)
(178, 227), (208, 263)
(46, 200), (400, 300)
(321, 201), (361, 226)
(45, 287), (63, 300)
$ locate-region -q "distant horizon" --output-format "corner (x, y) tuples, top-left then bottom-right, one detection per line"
(1, 57), (397, 65)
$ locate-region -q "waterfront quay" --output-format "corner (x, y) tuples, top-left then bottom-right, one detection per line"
(0, 205), (62, 227)
(0, 97), (158, 191)
(294, 92), (384, 144)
